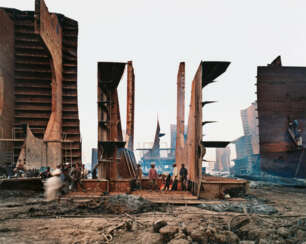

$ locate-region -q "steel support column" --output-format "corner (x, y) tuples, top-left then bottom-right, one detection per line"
(176, 62), (185, 169)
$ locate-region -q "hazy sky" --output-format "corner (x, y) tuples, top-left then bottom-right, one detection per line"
(3, 0), (306, 165)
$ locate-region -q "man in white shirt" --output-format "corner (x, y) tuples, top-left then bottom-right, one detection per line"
(171, 163), (178, 191)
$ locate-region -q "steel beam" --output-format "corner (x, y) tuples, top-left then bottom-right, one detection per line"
(126, 61), (135, 152)
(176, 62), (185, 169)
(185, 62), (203, 186)
(35, 0), (63, 168)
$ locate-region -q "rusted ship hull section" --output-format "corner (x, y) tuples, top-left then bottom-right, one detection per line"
(97, 62), (137, 180)
(0, 10), (15, 156)
(185, 63), (203, 185)
(260, 152), (306, 178)
(35, 0), (63, 168)
(0, 0), (82, 168)
(257, 58), (306, 178)
(184, 61), (230, 195)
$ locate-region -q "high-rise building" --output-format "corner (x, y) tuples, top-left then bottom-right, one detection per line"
(215, 147), (231, 171)
(240, 101), (259, 154)
(233, 102), (260, 175)
(91, 148), (98, 172)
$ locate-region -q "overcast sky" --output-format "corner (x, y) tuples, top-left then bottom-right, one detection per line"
(3, 0), (306, 166)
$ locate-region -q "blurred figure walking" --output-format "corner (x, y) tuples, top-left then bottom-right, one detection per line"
(149, 163), (158, 191)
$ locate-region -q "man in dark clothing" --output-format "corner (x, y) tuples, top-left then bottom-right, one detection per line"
(70, 164), (86, 192)
(40, 167), (51, 180)
(179, 164), (188, 191)
(162, 173), (171, 191)
(92, 167), (97, 179)
(135, 164), (143, 190)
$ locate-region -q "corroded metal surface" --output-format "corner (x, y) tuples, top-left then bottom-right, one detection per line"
(257, 67), (306, 153)
(184, 61), (230, 195)
(0, 10), (15, 155)
(126, 61), (135, 152)
(35, 0), (63, 168)
(185, 62), (203, 186)
(0, 1), (82, 168)
(97, 62), (125, 179)
(17, 126), (47, 169)
(97, 62), (137, 180)
(200, 176), (248, 200)
(61, 17), (82, 164)
(257, 57), (306, 178)
(176, 62), (185, 169)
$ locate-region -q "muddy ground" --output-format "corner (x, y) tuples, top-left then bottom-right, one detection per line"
(1, 185), (306, 244)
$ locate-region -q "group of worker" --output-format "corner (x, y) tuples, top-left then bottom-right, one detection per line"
(42, 163), (89, 201)
(44, 161), (189, 200)
(135, 162), (188, 191)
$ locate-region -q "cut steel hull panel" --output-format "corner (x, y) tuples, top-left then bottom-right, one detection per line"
(0, 10), (15, 156)
(257, 61), (306, 178)
(0, 0), (82, 166)
(184, 61), (230, 195)
(260, 151), (306, 178)
(97, 62), (137, 180)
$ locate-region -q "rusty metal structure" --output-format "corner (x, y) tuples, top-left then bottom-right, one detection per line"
(181, 61), (231, 196)
(0, 0), (81, 169)
(97, 62), (137, 180)
(175, 62), (185, 170)
(126, 61), (135, 152)
(257, 56), (306, 178)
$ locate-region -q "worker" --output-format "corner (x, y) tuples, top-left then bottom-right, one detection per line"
(92, 167), (97, 179)
(44, 164), (63, 202)
(179, 164), (188, 191)
(296, 129), (303, 149)
(136, 164), (143, 189)
(81, 164), (89, 179)
(293, 119), (299, 134)
(171, 163), (178, 191)
(162, 173), (171, 191)
(70, 163), (86, 192)
(149, 163), (158, 191)
(40, 166), (51, 180)
(60, 164), (72, 194)
(14, 159), (26, 177)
